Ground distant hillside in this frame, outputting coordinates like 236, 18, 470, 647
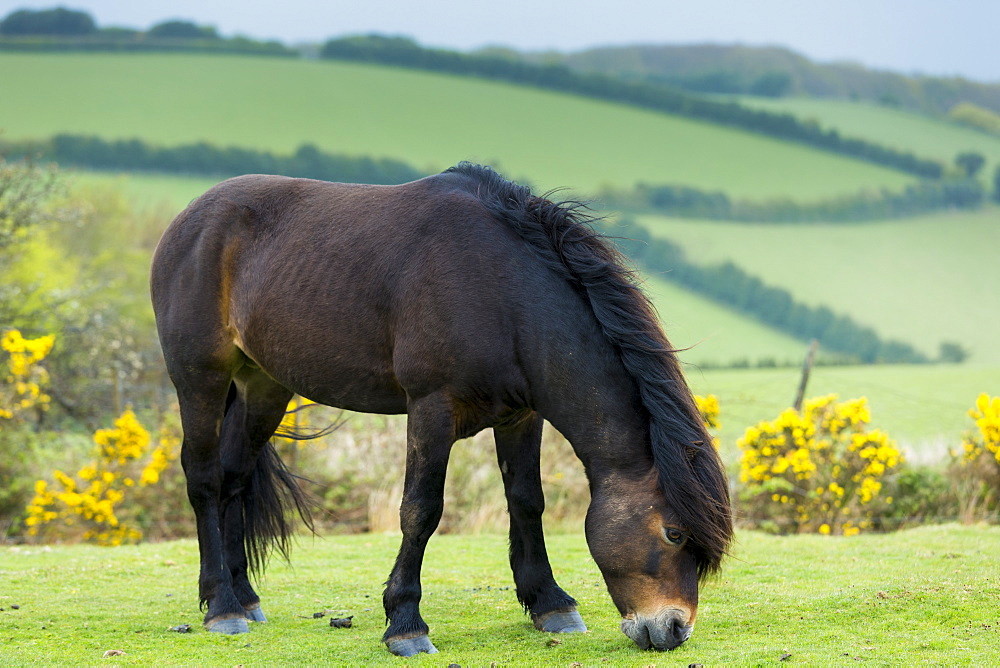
0, 52, 916, 199
517, 43, 1000, 116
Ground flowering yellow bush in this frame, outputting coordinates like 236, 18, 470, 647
0, 329, 54, 420
24, 409, 180, 545
695, 393, 721, 431
950, 394, 1000, 520
957, 394, 1000, 466
737, 394, 902, 535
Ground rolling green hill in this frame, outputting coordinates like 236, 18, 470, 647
8, 50, 994, 372
0, 52, 917, 199
639, 206, 1000, 364
67, 169, 810, 370
546, 42, 1000, 117
737, 96, 1000, 179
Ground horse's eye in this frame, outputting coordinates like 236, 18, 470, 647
663, 527, 685, 545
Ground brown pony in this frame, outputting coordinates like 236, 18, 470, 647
150, 163, 732, 656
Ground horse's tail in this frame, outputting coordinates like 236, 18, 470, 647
242, 441, 315, 578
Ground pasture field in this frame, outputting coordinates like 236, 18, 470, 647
737, 95, 1000, 178
49, 172, 999, 456
689, 364, 998, 461
66, 169, 812, 371
0, 52, 917, 198
633, 274, 806, 366
1, 526, 998, 665
45, 172, 1000, 457
639, 206, 1000, 365
69, 171, 219, 213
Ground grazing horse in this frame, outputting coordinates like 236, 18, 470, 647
150, 163, 732, 656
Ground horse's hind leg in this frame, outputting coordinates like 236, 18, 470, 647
173, 366, 252, 634
495, 413, 587, 633
219, 367, 296, 624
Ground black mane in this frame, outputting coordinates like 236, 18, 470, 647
446, 162, 733, 576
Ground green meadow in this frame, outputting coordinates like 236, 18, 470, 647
5, 49, 997, 459
64, 170, 815, 371
639, 206, 1000, 365
54, 172, 998, 458
738, 95, 1000, 177
1, 527, 998, 666
0, 52, 916, 198
690, 364, 995, 459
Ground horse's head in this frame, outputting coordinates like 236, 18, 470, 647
585, 470, 721, 651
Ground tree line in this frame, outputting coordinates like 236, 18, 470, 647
319, 35, 944, 179
601, 175, 985, 223
2, 135, 426, 185
0, 7, 293, 56
610, 217, 930, 364
549, 43, 1000, 118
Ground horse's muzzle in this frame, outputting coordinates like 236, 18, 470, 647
620, 609, 693, 651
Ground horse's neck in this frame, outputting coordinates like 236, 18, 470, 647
534, 336, 652, 481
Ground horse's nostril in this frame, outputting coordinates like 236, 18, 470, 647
667, 616, 677, 634
623, 611, 693, 651
672, 618, 692, 644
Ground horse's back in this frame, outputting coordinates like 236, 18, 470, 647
151, 172, 558, 415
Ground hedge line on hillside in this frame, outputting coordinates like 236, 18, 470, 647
0, 136, 933, 364
611, 217, 929, 364
319, 35, 944, 179
601, 178, 985, 222
2, 134, 426, 185
0, 35, 295, 56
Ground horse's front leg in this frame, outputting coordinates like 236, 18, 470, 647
495, 413, 587, 633
382, 394, 455, 657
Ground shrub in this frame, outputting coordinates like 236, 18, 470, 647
737, 395, 902, 535
0, 330, 54, 527
949, 393, 1000, 522
24, 409, 180, 545
695, 393, 721, 430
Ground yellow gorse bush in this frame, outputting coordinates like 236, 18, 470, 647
695, 393, 721, 431
24, 409, 180, 545
951, 394, 1000, 520
276, 396, 317, 443
737, 394, 902, 535
957, 393, 1000, 466
0, 329, 54, 420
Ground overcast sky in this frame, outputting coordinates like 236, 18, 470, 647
2, 0, 998, 83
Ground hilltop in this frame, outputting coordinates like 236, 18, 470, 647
516, 43, 1000, 116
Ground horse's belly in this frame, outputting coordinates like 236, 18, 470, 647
239, 340, 408, 414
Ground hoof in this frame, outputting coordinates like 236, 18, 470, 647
244, 604, 267, 623
385, 634, 439, 656
533, 607, 588, 633
206, 616, 250, 634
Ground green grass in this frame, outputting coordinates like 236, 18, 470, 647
67, 171, 219, 212
57, 173, 996, 458
644, 274, 807, 366
1, 526, 998, 665
63, 168, 814, 373
639, 206, 1000, 365
687, 364, 999, 460
0, 52, 917, 198
737, 95, 1000, 179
